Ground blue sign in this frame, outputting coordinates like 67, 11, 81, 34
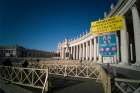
99, 33, 117, 56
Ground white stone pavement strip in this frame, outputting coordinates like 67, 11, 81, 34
0, 79, 33, 93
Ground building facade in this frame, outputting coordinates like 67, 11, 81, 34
57, 0, 140, 66
26, 49, 57, 58
0, 45, 26, 57
0, 45, 57, 58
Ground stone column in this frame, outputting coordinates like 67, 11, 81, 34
59, 47, 62, 59
76, 46, 79, 60
70, 47, 73, 60
80, 44, 83, 60
120, 17, 129, 64
79, 45, 81, 60
61, 48, 64, 59
88, 41, 90, 60
61, 48, 63, 59
72, 47, 74, 60
73, 46, 75, 60
131, 5, 140, 66
86, 42, 88, 60
92, 39, 94, 60
94, 37, 97, 62
78, 45, 80, 60
75, 46, 76, 60
116, 34, 120, 63
83, 43, 85, 60
97, 42, 99, 61
75, 46, 77, 60
63, 48, 66, 60
90, 39, 93, 60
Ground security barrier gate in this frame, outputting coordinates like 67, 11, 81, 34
0, 66, 48, 93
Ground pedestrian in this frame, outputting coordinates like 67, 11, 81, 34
22, 60, 28, 67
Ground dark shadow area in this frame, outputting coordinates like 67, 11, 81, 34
0, 88, 6, 93
48, 77, 83, 93
47, 76, 103, 93
10, 83, 42, 93
1, 58, 12, 66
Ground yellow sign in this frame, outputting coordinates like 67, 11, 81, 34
90, 16, 124, 34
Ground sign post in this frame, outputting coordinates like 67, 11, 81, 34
90, 16, 124, 34
90, 16, 124, 62
99, 33, 117, 57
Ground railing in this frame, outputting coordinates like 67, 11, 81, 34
12, 61, 140, 93
0, 66, 48, 93
114, 78, 140, 93
40, 63, 100, 80
27, 61, 112, 93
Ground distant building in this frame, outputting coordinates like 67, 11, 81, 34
0, 45, 57, 58
26, 49, 57, 58
0, 45, 26, 57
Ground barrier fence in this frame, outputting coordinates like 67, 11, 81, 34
0, 66, 48, 93
114, 78, 140, 93
2, 60, 140, 93
40, 62, 111, 93
27, 62, 112, 93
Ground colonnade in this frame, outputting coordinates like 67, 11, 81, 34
58, 3, 140, 65
60, 37, 98, 61
131, 5, 140, 65
118, 4, 140, 65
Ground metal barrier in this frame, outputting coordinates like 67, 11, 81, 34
29, 62, 112, 93
42, 63, 113, 93
0, 66, 48, 93
40, 63, 100, 80
114, 78, 140, 93
12, 61, 140, 93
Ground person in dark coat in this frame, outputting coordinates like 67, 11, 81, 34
22, 60, 29, 67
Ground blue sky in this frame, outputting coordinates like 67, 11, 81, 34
0, 0, 118, 51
